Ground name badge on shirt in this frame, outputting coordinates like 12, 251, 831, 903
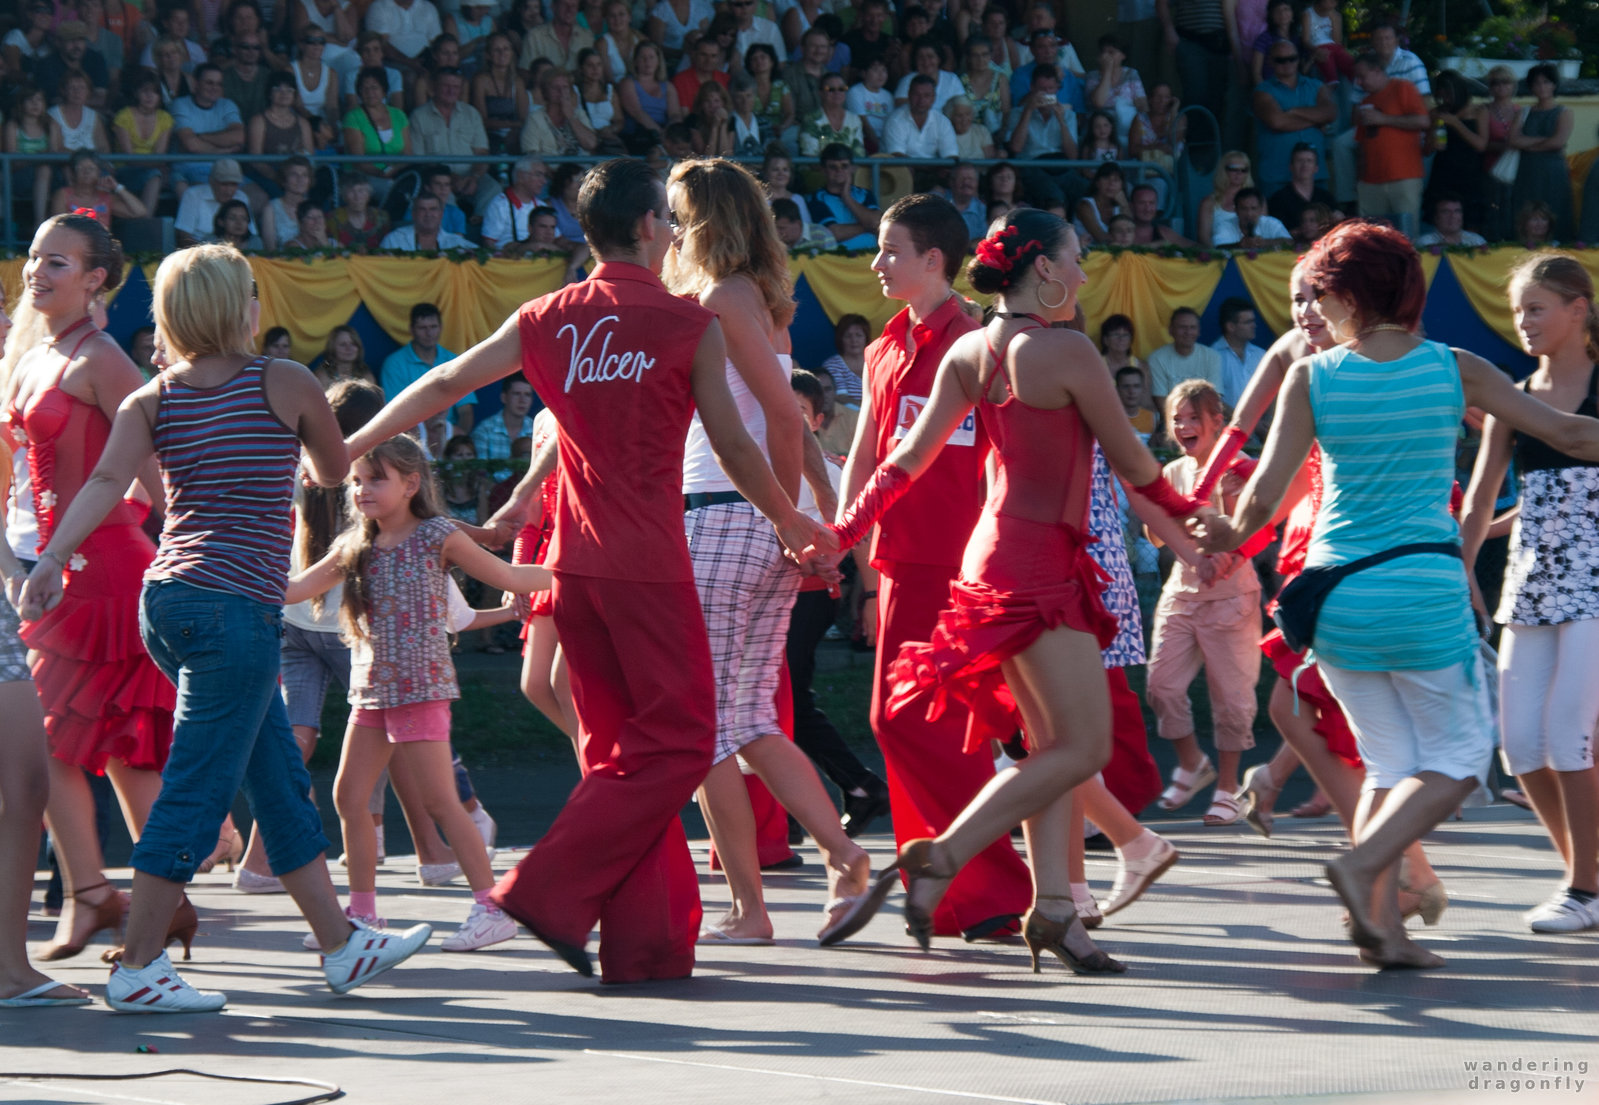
894, 394, 976, 446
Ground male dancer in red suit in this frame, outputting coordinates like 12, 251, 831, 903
346, 158, 820, 983
838, 194, 1033, 939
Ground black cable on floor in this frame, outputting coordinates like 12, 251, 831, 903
0, 1068, 343, 1105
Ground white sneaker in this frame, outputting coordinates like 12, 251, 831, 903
1527, 891, 1599, 933
441, 903, 516, 952
304, 906, 384, 950
106, 951, 226, 1013
321, 918, 432, 994
233, 868, 285, 894
418, 861, 462, 886
469, 805, 497, 861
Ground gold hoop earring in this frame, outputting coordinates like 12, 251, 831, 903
1037, 276, 1069, 311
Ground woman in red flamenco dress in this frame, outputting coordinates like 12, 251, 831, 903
2, 214, 175, 961
814, 209, 1207, 974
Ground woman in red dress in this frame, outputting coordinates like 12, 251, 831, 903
1, 214, 176, 961
817, 209, 1205, 972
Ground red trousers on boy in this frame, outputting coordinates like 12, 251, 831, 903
875, 563, 1033, 936
493, 574, 715, 983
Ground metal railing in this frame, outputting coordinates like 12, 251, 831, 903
1, 151, 1176, 250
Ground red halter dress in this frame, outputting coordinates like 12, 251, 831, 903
4, 324, 176, 773
887, 319, 1118, 756
1257, 445, 1361, 768
511, 415, 560, 627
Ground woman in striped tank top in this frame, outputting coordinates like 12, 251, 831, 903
21, 245, 431, 1013
1193, 220, 1599, 969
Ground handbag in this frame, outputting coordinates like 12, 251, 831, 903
1490, 148, 1520, 185
1272, 542, 1462, 653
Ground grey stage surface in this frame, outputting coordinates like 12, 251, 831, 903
4, 808, 1596, 1105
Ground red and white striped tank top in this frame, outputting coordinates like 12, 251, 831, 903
145, 356, 303, 605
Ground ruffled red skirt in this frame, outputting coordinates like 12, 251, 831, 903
1260, 627, 1362, 769
22, 522, 176, 774
887, 513, 1118, 756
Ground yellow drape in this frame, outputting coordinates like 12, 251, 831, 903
1077, 251, 1228, 358
250, 256, 570, 364
1445, 248, 1565, 350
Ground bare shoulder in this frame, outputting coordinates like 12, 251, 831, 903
699, 272, 766, 316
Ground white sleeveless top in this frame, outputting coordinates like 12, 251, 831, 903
682, 352, 788, 494
50, 105, 100, 151
295, 60, 335, 117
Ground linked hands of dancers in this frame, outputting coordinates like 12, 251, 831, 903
17, 556, 65, 621
1185, 505, 1240, 554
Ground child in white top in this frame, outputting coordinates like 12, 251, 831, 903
1144, 380, 1263, 826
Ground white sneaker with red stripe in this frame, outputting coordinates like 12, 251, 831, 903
321, 918, 432, 994
105, 951, 226, 1013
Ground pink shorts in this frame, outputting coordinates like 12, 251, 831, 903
350, 700, 453, 743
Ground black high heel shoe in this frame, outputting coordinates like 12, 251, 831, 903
1022, 899, 1126, 975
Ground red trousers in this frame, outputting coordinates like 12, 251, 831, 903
875, 563, 1033, 935
492, 575, 714, 983
1101, 667, 1162, 816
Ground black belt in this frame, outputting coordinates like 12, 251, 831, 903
684, 490, 748, 511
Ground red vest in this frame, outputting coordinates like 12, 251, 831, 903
864, 295, 986, 572
517, 261, 714, 582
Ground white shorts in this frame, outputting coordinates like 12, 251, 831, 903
1498, 620, 1599, 776
1318, 658, 1494, 792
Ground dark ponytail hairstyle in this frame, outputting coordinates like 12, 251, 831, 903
965, 208, 1068, 296
42, 212, 126, 296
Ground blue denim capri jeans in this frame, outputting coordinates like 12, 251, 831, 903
132, 578, 330, 882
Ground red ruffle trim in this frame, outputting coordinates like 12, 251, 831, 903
1260, 628, 1361, 769
20, 526, 176, 774
887, 558, 1119, 757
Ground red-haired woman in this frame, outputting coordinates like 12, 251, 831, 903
816, 208, 1207, 973
1193, 220, 1599, 968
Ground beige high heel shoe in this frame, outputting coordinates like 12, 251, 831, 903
1022, 897, 1127, 975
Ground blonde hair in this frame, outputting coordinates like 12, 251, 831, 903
152, 244, 256, 362
1508, 251, 1599, 363
1165, 377, 1225, 428
335, 434, 445, 639
1486, 64, 1516, 88
1212, 150, 1254, 199
664, 158, 796, 328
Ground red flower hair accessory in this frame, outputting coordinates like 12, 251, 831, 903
974, 224, 1019, 272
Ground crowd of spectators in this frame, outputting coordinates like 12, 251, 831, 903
0, 0, 1590, 254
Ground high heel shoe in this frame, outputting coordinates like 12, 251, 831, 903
196, 821, 244, 875
37, 881, 125, 962
893, 838, 957, 952
1400, 881, 1448, 927
1022, 901, 1127, 976
101, 894, 200, 965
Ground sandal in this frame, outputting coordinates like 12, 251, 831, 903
1289, 792, 1332, 818
1202, 790, 1242, 826
1157, 758, 1217, 811
1236, 763, 1281, 839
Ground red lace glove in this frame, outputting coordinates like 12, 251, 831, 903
828, 463, 912, 550
1131, 472, 1203, 518
1192, 426, 1248, 503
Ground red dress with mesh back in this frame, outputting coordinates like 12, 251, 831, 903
888, 323, 1119, 756
4, 344, 176, 773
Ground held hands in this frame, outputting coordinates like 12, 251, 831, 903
17, 559, 64, 621
1186, 507, 1241, 553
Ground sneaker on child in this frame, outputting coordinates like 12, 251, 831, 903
106, 951, 227, 1013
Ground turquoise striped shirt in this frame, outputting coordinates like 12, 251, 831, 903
1303, 341, 1477, 671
